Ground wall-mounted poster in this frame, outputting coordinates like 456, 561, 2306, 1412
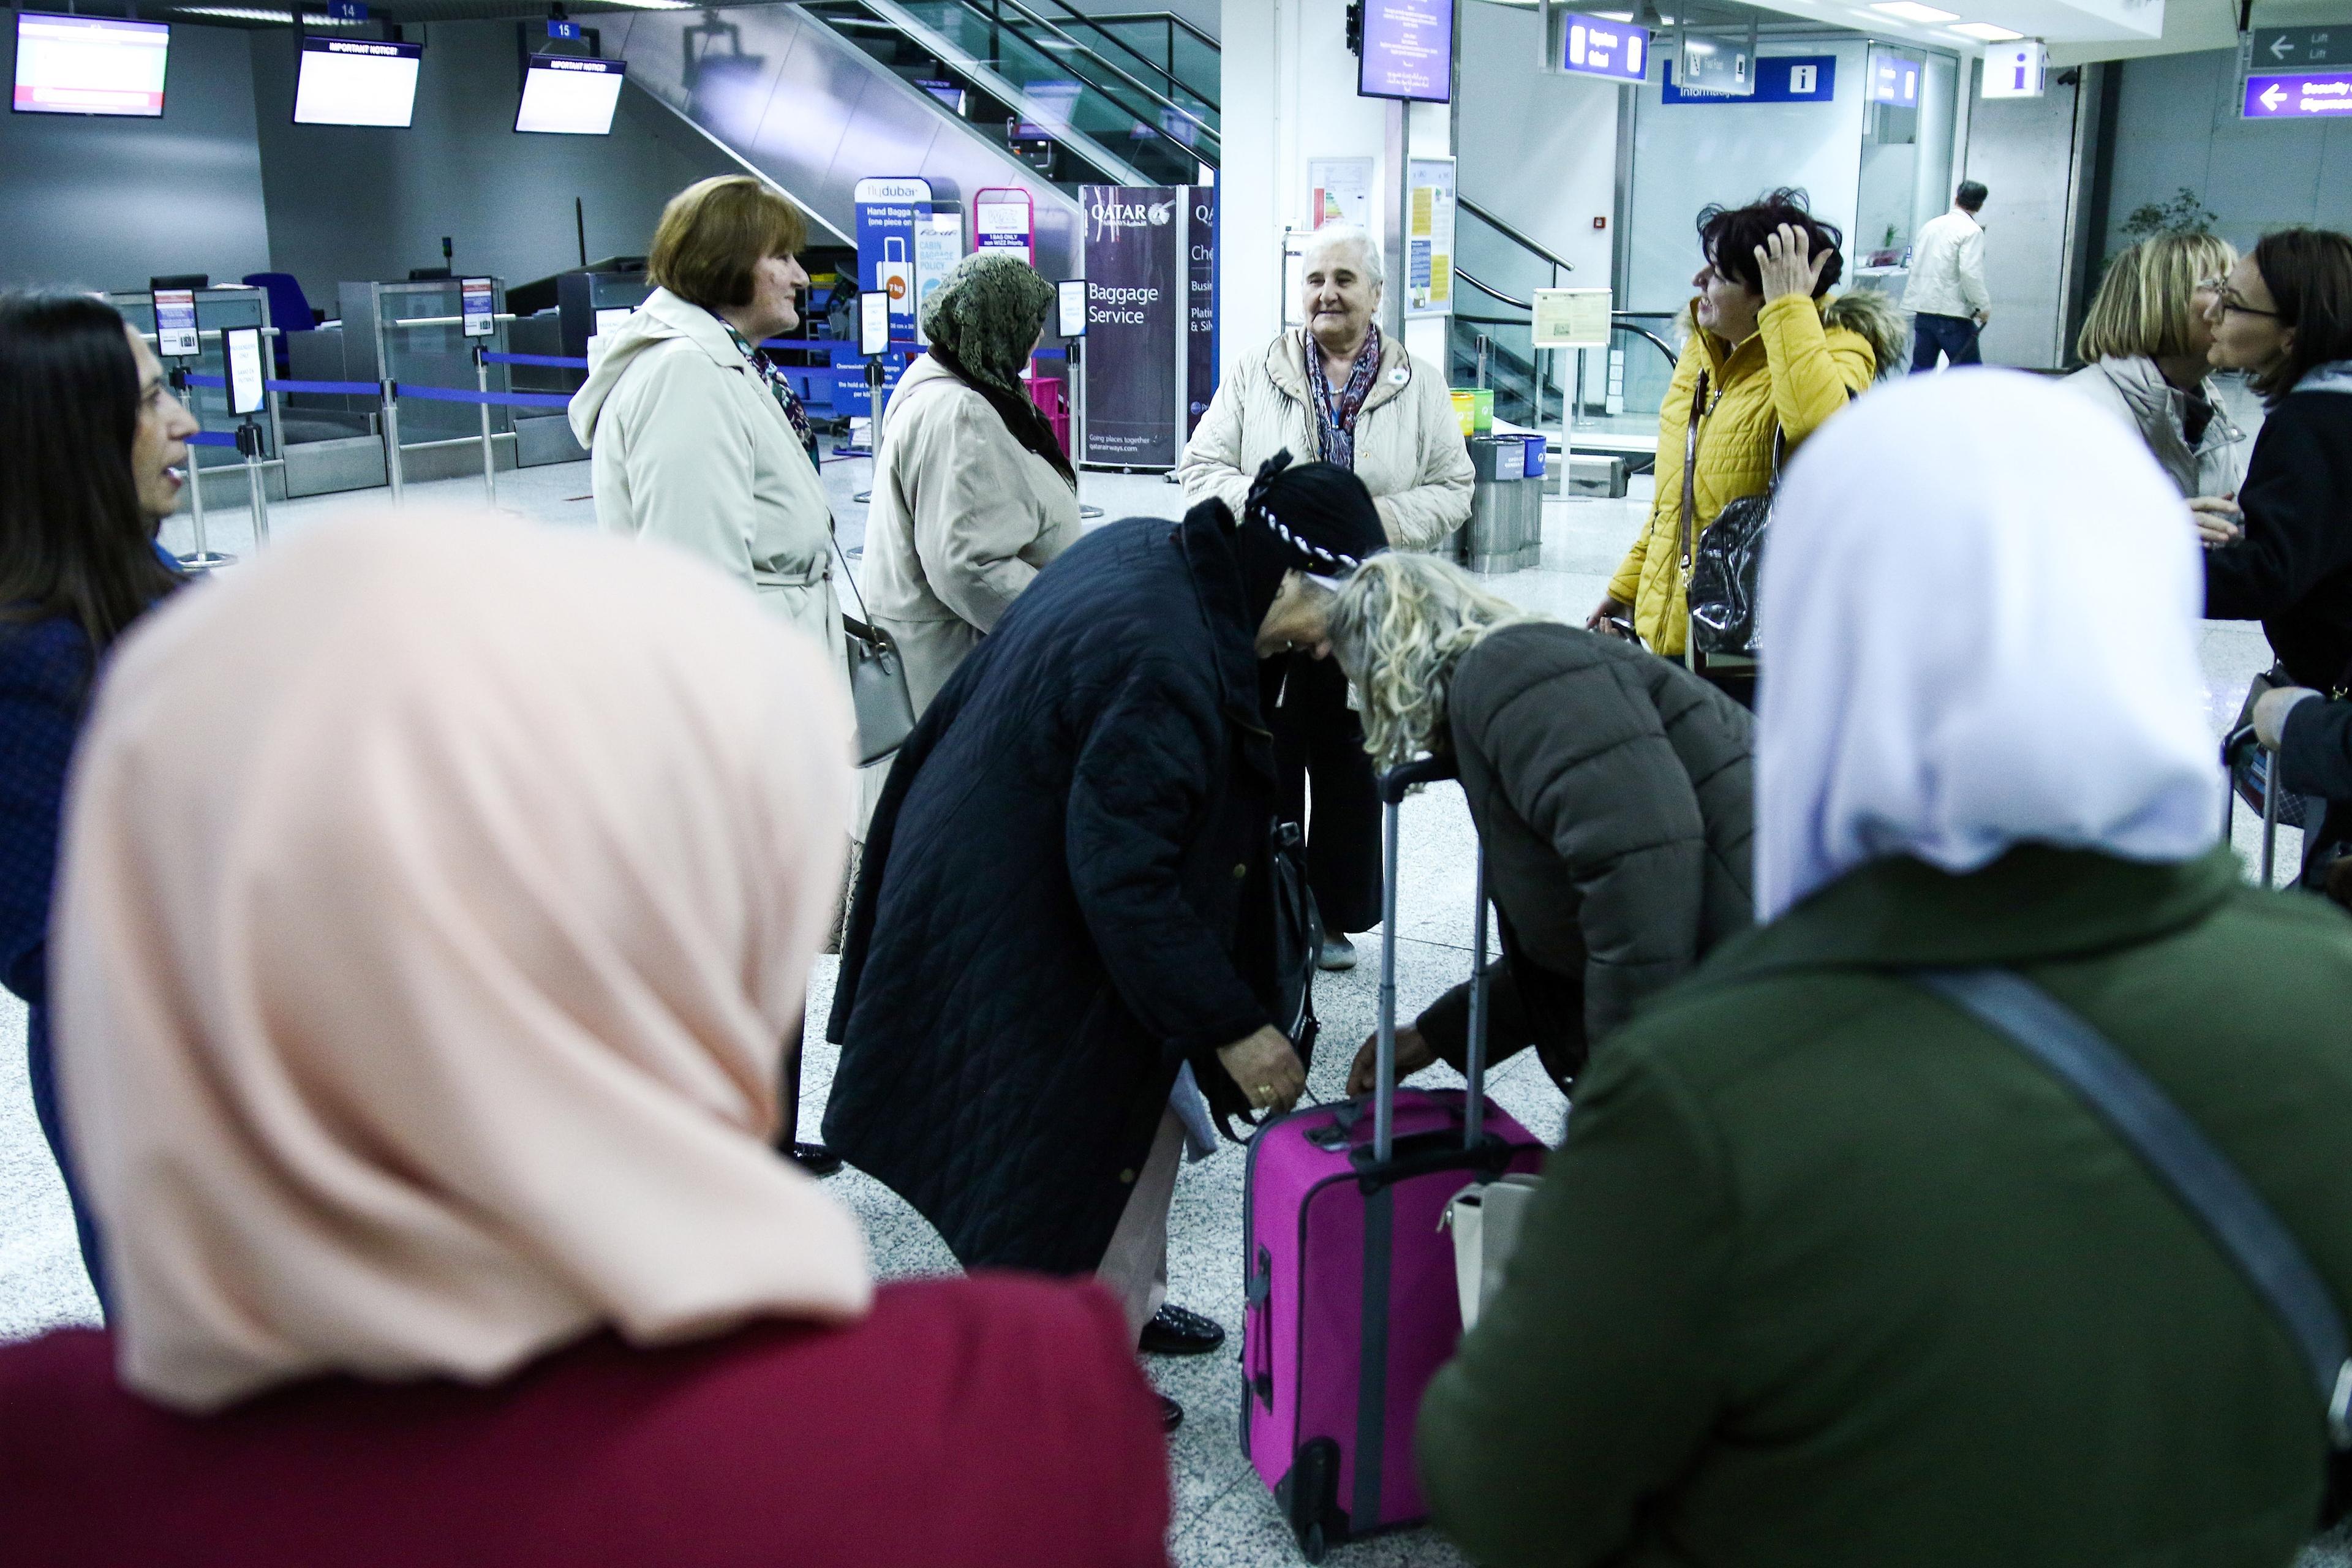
1404, 156, 1456, 318
1306, 156, 1374, 231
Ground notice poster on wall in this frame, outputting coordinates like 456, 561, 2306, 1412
853, 176, 933, 349
1080, 185, 1185, 469
1404, 157, 1456, 318
913, 212, 966, 346
153, 288, 198, 357
1186, 184, 1218, 437
1306, 156, 1373, 231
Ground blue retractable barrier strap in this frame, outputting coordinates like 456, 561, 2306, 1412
268, 378, 382, 396
183, 431, 238, 448
481, 351, 589, 369
394, 383, 575, 410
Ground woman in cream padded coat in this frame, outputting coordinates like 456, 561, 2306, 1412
1177, 224, 1474, 968
861, 252, 1082, 714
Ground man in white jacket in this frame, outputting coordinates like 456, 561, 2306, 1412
1907, 181, 1992, 371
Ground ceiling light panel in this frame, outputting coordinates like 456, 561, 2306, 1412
1948, 20, 2024, 38
1869, 1, 1960, 20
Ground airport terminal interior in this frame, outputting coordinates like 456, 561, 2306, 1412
6, 0, 2352, 1560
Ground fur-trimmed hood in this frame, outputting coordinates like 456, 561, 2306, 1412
1823, 289, 1909, 382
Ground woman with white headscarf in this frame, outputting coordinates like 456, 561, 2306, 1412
0, 512, 1170, 1567
1417, 372, 2352, 1568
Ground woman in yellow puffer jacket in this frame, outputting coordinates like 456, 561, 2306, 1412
1590, 190, 1899, 656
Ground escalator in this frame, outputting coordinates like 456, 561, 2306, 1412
600, 0, 1218, 279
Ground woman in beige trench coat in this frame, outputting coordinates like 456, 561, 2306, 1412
861, 252, 1082, 714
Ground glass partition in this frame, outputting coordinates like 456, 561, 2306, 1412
109, 285, 282, 471
370, 278, 513, 448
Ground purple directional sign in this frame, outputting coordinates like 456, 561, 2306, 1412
2242, 70, 2352, 119
1561, 12, 1649, 83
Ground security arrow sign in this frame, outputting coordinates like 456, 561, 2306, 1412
2242, 68, 2352, 118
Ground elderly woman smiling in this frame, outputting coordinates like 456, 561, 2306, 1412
1178, 224, 1473, 968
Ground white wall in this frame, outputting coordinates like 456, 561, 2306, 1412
250, 21, 735, 309
1455, 1, 1619, 291
1624, 40, 1871, 314
0, 22, 274, 292
1218, 0, 1451, 372
2105, 47, 2352, 252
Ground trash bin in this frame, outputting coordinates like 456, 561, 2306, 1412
1463, 435, 1530, 576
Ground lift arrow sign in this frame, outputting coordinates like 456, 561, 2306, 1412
2272, 34, 2296, 59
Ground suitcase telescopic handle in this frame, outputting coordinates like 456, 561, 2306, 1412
1373, 755, 1490, 1164
1378, 754, 1458, 804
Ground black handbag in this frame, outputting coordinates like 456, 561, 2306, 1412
1681, 372, 1781, 663
1213, 819, 1322, 1142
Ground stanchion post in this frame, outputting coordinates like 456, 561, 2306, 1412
170, 365, 230, 572
238, 420, 271, 548
381, 378, 405, 504
474, 345, 497, 508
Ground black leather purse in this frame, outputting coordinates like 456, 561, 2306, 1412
1681, 371, 1781, 665
1212, 819, 1322, 1141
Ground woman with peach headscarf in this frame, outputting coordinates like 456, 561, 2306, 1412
0, 511, 1168, 1568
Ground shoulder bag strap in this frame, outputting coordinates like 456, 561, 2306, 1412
1679, 372, 1709, 674
1915, 965, 2352, 1448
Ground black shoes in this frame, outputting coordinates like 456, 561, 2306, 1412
1158, 1394, 1184, 1433
1316, 933, 1358, 971
1140, 1303, 1227, 1357
790, 1142, 843, 1177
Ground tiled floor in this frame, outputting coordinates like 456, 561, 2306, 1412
3, 456, 2331, 1565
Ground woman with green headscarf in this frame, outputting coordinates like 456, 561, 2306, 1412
861, 251, 1082, 713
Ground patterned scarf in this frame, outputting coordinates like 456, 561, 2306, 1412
713, 314, 819, 465
1303, 324, 1384, 471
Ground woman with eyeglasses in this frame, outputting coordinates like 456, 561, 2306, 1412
2197, 228, 2352, 692
2062, 233, 2261, 503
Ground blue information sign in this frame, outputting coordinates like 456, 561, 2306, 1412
1663, 54, 1835, 104
1560, 12, 1648, 83
326, 0, 368, 18
2242, 70, 2352, 118
546, 18, 580, 39
1869, 49, 1920, 107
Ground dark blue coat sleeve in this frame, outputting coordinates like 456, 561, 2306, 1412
1065, 660, 1270, 1059
0, 625, 92, 1008
2205, 400, 2349, 622
2280, 695, 2352, 801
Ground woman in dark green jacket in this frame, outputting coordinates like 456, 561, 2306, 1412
1418, 370, 2352, 1568
1326, 552, 1752, 1096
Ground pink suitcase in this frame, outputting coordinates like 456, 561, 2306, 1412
1240, 756, 1545, 1561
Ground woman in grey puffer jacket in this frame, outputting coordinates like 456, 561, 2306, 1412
1329, 553, 1753, 1097
2063, 233, 2262, 500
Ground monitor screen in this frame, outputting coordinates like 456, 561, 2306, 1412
514, 53, 624, 135
1359, 0, 1453, 104
293, 36, 421, 127
13, 12, 170, 118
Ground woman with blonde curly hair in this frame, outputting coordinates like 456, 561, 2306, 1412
2064, 232, 2261, 503
1327, 552, 1754, 1097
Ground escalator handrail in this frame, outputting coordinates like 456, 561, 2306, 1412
951, 0, 1218, 149
1458, 197, 1575, 277
1027, 3, 1218, 112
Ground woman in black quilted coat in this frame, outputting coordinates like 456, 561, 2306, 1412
824, 458, 1388, 1428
